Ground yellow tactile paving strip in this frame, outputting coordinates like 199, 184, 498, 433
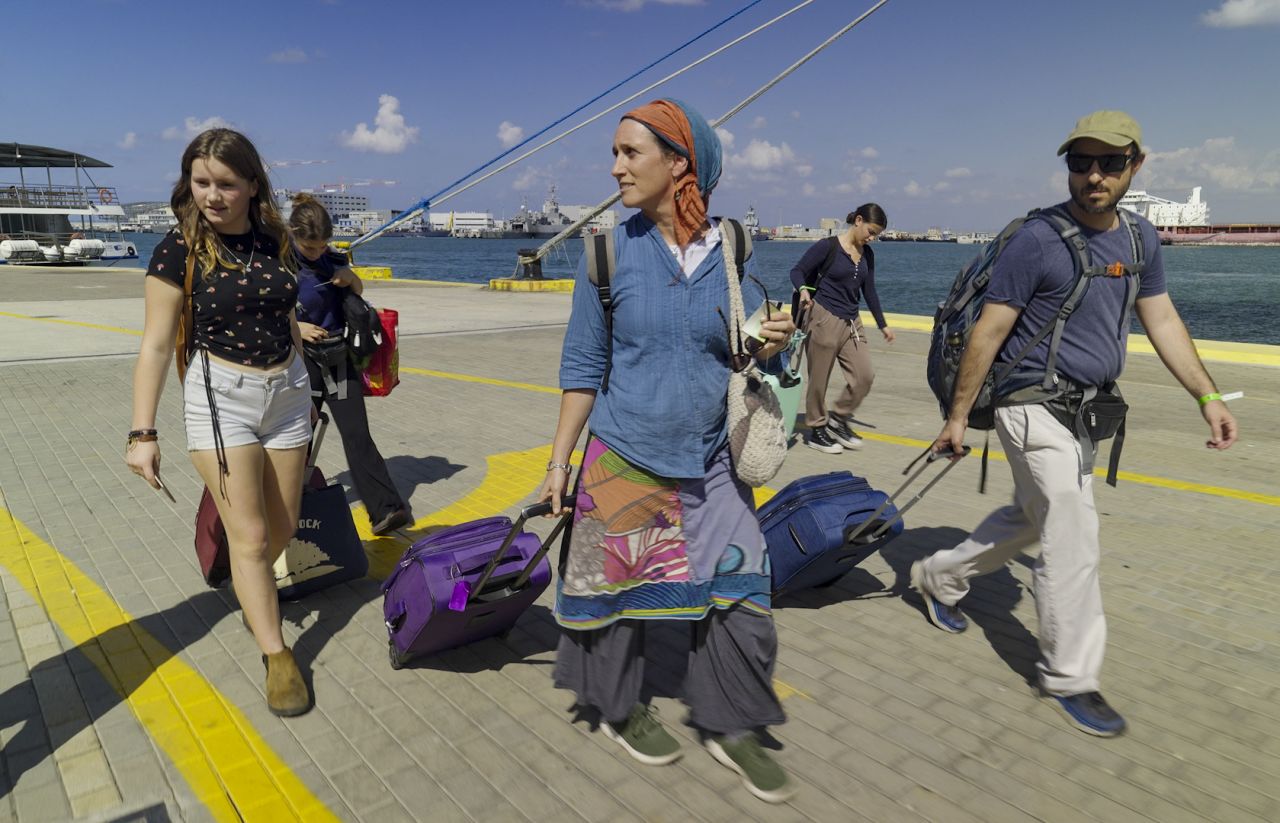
406, 369, 1279, 509
0, 505, 338, 823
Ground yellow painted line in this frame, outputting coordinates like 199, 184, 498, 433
855, 430, 1280, 507
0, 505, 337, 823
868, 311, 1280, 368
0, 309, 142, 337
400, 366, 560, 396
402, 368, 1277, 508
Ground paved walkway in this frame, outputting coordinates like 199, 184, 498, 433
0, 267, 1276, 822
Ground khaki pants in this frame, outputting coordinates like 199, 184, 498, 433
803, 300, 874, 428
915, 404, 1106, 695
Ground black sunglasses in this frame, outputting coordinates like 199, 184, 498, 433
1065, 152, 1135, 175
717, 275, 772, 372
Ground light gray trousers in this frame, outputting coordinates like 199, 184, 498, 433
916, 403, 1106, 695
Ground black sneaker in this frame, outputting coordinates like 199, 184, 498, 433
706, 733, 797, 804
601, 704, 682, 765
1050, 691, 1127, 737
806, 427, 843, 454
827, 415, 864, 450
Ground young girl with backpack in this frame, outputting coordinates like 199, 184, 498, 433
290, 194, 410, 536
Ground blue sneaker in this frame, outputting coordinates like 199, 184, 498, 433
909, 561, 968, 633
1050, 692, 1127, 737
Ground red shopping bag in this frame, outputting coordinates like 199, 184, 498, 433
362, 308, 400, 397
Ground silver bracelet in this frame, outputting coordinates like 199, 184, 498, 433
546, 462, 573, 474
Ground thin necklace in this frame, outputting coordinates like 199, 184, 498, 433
219, 229, 256, 272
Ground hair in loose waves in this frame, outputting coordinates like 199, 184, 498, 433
169, 128, 294, 279
287, 192, 333, 242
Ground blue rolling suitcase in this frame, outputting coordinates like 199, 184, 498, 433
759, 449, 968, 597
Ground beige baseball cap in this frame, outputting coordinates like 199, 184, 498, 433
1057, 110, 1143, 155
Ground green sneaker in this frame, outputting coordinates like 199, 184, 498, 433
601, 705, 682, 766
706, 733, 797, 803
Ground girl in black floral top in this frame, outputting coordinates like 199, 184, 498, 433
126, 128, 313, 717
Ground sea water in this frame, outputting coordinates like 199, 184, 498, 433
123, 234, 1279, 345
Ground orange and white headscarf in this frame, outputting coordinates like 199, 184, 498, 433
622, 99, 722, 247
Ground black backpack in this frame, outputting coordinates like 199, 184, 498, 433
926, 206, 1144, 487
584, 218, 751, 393
341, 291, 385, 369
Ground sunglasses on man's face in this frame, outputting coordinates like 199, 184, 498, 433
1065, 153, 1135, 175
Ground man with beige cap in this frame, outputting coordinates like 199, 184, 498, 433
912, 110, 1238, 736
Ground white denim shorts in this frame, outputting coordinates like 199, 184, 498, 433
184, 351, 312, 452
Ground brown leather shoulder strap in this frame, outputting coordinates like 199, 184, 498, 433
175, 250, 196, 382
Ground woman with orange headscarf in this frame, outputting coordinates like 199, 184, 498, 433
538, 100, 797, 803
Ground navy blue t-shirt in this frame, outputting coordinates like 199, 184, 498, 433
988, 205, 1166, 388
294, 248, 350, 333
788, 237, 887, 326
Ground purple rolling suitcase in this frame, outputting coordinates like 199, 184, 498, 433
381, 496, 575, 668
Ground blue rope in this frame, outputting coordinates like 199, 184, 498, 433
351, 0, 765, 248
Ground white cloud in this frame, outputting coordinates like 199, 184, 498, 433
268, 47, 309, 63
750, 116, 768, 129
794, 164, 813, 177
903, 180, 925, 197
1143, 136, 1280, 191
801, 182, 817, 197
857, 170, 878, 192
497, 121, 525, 148
832, 182, 856, 195
715, 127, 735, 150
1048, 170, 1068, 193
944, 166, 973, 178
162, 116, 233, 141
512, 166, 548, 192
790, 110, 801, 119
117, 132, 137, 150
860, 147, 879, 159
578, 0, 704, 10
1202, 0, 1280, 27
934, 181, 951, 192
729, 139, 796, 172
341, 95, 420, 154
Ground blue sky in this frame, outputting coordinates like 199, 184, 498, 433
4, 0, 1278, 231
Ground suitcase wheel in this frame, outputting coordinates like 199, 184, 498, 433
388, 640, 409, 670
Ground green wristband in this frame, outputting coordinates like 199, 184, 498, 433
1197, 392, 1222, 407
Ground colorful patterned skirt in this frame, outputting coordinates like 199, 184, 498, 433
555, 437, 771, 631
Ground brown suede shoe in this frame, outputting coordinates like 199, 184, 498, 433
263, 648, 311, 717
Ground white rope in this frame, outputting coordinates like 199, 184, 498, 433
528, 0, 892, 263
351, 0, 823, 248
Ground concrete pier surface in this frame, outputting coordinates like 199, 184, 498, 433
1, 264, 1276, 822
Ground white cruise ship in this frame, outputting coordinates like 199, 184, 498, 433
1119, 187, 1209, 227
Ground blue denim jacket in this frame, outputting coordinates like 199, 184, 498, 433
559, 214, 774, 479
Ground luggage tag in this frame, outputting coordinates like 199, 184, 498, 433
448, 580, 472, 611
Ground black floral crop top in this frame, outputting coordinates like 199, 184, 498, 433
146, 229, 298, 367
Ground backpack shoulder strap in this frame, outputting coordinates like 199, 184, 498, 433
994, 207, 1097, 391
718, 218, 751, 278
583, 231, 617, 393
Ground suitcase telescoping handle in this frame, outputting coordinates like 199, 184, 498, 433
304, 411, 330, 480
466, 495, 578, 604
845, 446, 971, 544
